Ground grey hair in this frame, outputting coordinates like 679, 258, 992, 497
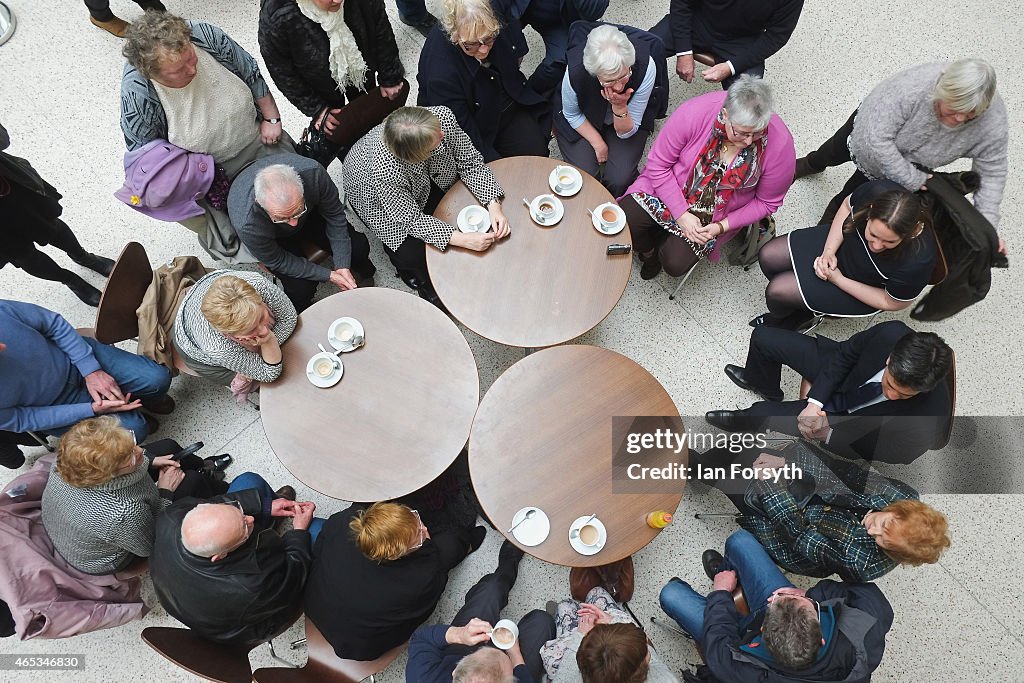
934, 58, 997, 114
254, 164, 305, 210
181, 505, 230, 558
452, 649, 516, 683
383, 106, 442, 164
582, 25, 635, 80
722, 75, 775, 130
122, 11, 192, 80
762, 598, 821, 670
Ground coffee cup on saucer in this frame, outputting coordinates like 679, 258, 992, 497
490, 619, 519, 650
577, 522, 602, 548
555, 167, 575, 192
335, 324, 355, 345
312, 356, 337, 378
599, 205, 619, 232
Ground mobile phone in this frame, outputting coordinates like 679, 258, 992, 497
606, 243, 632, 255
171, 441, 204, 462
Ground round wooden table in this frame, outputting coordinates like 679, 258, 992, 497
428, 156, 632, 348
260, 288, 480, 502
469, 345, 684, 567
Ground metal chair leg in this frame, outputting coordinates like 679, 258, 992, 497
650, 616, 693, 640
693, 512, 742, 520
622, 601, 644, 630
799, 314, 826, 336
27, 431, 55, 452
289, 637, 307, 650
668, 263, 698, 300
266, 639, 297, 667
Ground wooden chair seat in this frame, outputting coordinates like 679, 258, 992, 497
141, 627, 257, 683
252, 618, 404, 683
94, 242, 153, 345
693, 52, 716, 67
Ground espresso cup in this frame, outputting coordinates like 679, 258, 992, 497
599, 205, 619, 230
467, 211, 483, 230
335, 325, 354, 343
556, 168, 574, 191
313, 357, 335, 378
578, 523, 601, 547
490, 618, 519, 650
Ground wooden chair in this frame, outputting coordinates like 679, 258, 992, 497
141, 627, 263, 683
94, 241, 197, 377
934, 351, 957, 450
252, 618, 405, 683
693, 53, 716, 67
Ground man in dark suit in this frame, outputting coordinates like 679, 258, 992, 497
649, 0, 804, 89
706, 321, 953, 464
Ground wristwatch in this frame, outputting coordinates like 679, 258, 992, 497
612, 110, 628, 119
263, 117, 281, 124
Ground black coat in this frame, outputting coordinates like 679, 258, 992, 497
258, 0, 405, 117
150, 489, 312, 644
304, 506, 473, 661
417, 26, 550, 162
911, 171, 1007, 321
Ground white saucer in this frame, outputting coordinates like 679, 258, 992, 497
530, 195, 564, 227
328, 317, 365, 353
591, 203, 626, 235
306, 352, 343, 388
457, 205, 491, 233
568, 515, 607, 556
509, 507, 550, 547
548, 165, 583, 197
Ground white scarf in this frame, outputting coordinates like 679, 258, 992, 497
296, 0, 369, 94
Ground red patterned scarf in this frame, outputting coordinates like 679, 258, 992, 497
685, 113, 767, 210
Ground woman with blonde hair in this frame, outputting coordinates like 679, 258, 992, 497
173, 270, 297, 389
417, 0, 550, 161
304, 501, 485, 660
41, 416, 228, 575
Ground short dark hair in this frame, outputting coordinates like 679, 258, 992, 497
576, 623, 649, 683
762, 598, 821, 669
888, 331, 953, 392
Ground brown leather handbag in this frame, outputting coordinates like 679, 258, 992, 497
322, 79, 410, 149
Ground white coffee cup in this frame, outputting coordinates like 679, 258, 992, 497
598, 204, 619, 231
467, 211, 483, 230
490, 618, 519, 650
555, 167, 574, 191
578, 522, 601, 547
313, 357, 335, 378
336, 326, 354, 343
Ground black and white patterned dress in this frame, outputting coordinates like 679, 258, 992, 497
343, 106, 504, 251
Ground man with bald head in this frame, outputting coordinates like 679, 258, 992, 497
150, 472, 322, 643
228, 152, 376, 312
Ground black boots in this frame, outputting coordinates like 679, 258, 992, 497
69, 251, 115, 277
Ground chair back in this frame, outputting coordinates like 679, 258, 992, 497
934, 350, 957, 450
252, 618, 405, 683
141, 627, 255, 683
94, 242, 153, 345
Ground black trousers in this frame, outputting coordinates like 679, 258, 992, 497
649, 13, 767, 89
143, 438, 226, 499
803, 110, 870, 224
273, 214, 375, 313
743, 326, 839, 398
83, 0, 165, 21
447, 562, 555, 681
490, 103, 550, 162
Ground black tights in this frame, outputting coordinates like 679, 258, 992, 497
757, 236, 813, 328
7, 218, 92, 285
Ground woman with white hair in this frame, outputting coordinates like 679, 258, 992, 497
417, 0, 550, 162
797, 59, 1009, 253
554, 21, 668, 196
621, 75, 795, 280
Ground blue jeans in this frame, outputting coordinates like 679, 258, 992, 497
659, 529, 792, 645
47, 337, 172, 441
227, 472, 324, 543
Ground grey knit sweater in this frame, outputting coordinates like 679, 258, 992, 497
41, 456, 170, 575
850, 61, 1008, 227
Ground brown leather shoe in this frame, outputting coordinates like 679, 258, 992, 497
89, 15, 130, 38
274, 485, 297, 502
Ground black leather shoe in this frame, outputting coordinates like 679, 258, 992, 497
724, 364, 783, 402
749, 313, 784, 328
0, 444, 25, 470
498, 539, 525, 568
417, 285, 449, 314
274, 485, 296, 502
794, 156, 824, 181
705, 409, 763, 433
65, 277, 101, 307
702, 549, 724, 580
203, 453, 233, 472
468, 525, 487, 553
70, 251, 115, 277
398, 271, 423, 290
399, 12, 437, 37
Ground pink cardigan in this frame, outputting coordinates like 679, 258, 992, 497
623, 90, 795, 261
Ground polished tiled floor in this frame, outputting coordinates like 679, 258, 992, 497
1, 0, 1022, 680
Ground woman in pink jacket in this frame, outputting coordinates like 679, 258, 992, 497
621, 76, 795, 280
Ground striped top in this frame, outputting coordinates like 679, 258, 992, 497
41, 455, 169, 575
173, 270, 298, 383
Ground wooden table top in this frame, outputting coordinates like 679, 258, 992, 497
260, 288, 480, 502
469, 345, 684, 567
427, 156, 632, 348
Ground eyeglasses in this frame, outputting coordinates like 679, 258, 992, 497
727, 119, 766, 142
599, 68, 632, 88
407, 509, 428, 551
460, 33, 498, 50
271, 203, 308, 224
224, 499, 255, 544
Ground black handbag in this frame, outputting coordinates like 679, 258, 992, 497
295, 108, 337, 169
